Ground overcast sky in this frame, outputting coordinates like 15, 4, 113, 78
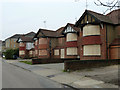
0, 0, 116, 40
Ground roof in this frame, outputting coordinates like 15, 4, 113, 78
34, 28, 57, 38
110, 38, 120, 46
24, 32, 36, 38
5, 34, 23, 41
106, 9, 120, 24
17, 36, 33, 42
9, 34, 23, 39
75, 9, 119, 26
87, 10, 113, 24
41, 29, 57, 37
56, 27, 65, 37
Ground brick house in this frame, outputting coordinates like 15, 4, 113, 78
5, 34, 23, 50
52, 27, 65, 59
17, 32, 36, 58
75, 9, 120, 60
53, 23, 80, 59
33, 29, 59, 59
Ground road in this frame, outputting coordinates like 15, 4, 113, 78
1, 59, 64, 88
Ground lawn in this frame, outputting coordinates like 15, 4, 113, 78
19, 61, 32, 65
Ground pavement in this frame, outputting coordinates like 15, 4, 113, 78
4, 59, 119, 89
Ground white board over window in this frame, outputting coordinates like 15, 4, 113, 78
83, 25, 100, 36
67, 47, 77, 55
54, 49, 59, 55
67, 33, 77, 42
19, 51, 25, 55
83, 45, 101, 56
39, 50, 47, 56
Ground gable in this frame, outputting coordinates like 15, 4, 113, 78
63, 25, 77, 34
37, 32, 45, 37
18, 38, 22, 42
79, 13, 99, 25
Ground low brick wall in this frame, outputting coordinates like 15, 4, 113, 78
64, 59, 120, 71
32, 58, 80, 64
32, 58, 63, 64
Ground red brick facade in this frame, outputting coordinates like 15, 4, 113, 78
33, 9, 120, 60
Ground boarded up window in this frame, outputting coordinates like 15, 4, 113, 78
39, 50, 47, 56
67, 47, 77, 55
39, 38, 47, 44
35, 50, 37, 54
83, 45, 101, 56
29, 51, 33, 55
35, 40, 38, 45
54, 49, 59, 55
19, 51, 25, 55
19, 42, 24, 47
83, 25, 100, 36
67, 33, 77, 42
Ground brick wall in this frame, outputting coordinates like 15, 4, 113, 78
79, 24, 107, 60
64, 59, 120, 71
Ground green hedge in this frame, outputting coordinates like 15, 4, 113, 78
4, 48, 19, 59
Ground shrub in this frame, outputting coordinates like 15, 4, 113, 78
4, 48, 19, 59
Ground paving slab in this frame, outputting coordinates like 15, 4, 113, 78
73, 78, 104, 86
32, 69, 63, 77
71, 82, 118, 88
50, 73, 84, 84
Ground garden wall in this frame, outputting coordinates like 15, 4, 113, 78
64, 59, 120, 71
32, 58, 79, 64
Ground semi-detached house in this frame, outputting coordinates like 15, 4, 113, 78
17, 32, 36, 58
33, 9, 120, 60
75, 9, 120, 60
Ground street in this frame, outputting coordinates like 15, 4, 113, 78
1, 59, 64, 88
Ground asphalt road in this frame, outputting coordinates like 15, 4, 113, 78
1, 59, 64, 88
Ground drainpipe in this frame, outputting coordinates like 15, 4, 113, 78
106, 24, 108, 59
49, 38, 51, 59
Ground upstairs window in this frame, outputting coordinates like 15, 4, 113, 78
83, 25, 100, 36
67, 33, 77, 42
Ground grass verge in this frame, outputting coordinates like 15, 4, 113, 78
19, 61, 32, 65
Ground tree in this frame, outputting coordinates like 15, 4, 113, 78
94, 0, 120, 14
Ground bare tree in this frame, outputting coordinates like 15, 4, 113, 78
94, 0, 120, 14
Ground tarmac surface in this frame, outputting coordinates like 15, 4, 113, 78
4, 59, 119, 89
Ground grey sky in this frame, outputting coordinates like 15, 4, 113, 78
0, 0, 114, 40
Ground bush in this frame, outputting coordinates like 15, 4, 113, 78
4, 48, 19, 59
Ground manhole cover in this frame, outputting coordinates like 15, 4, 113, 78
47, 75, 55, 78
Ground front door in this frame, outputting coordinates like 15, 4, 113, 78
61, 49, 65, 58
